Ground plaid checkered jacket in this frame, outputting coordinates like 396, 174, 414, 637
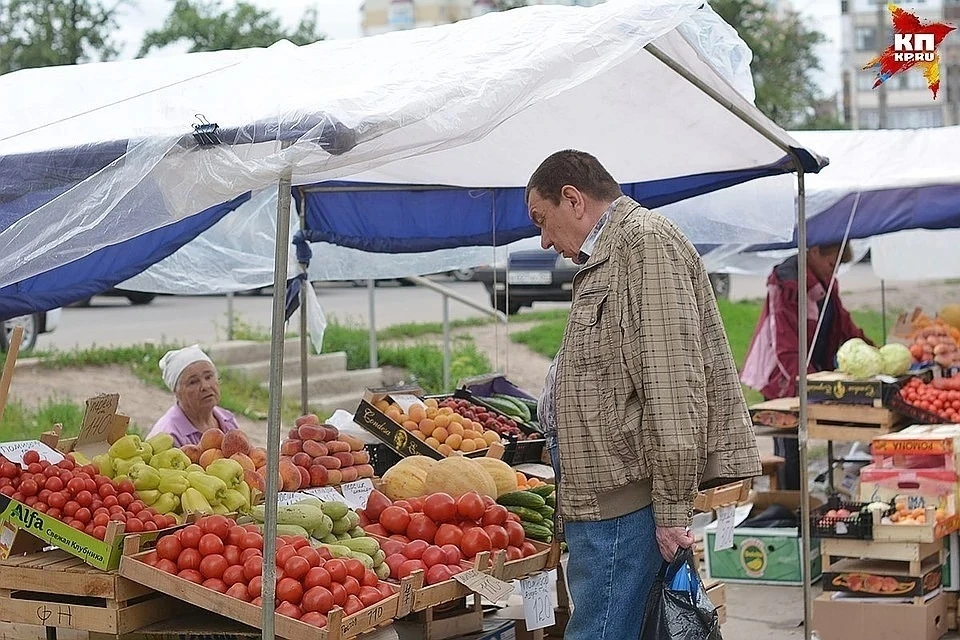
553, 197, 761, 527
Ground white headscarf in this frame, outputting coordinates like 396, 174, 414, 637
159, 344, 215, 392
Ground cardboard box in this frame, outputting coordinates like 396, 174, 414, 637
457, 619, 516, 640
704, 491, 822, 586
823, 556, 944, 598
748, 397, 800, 430
354, 386, 489, 460
813, 590, 949, 640
943, 533, 959, 591
872, 424, 960, 469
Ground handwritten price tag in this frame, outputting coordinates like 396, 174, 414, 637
0, 440, 64, 467
714, 504, 736, 552
303, 486, 349, 505
452, 569, 514, 603
341, 479, 374, 510
521, 572, 555, 630
74, 394, 119, 448
391, 394, 426, 414
277, 492, 304, 506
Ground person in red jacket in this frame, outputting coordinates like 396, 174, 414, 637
741, 243, 871, 489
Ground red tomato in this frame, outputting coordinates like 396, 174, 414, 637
300, 611, 328, 628
44, 476, 64, 493
423, 493, 457, 523
222, 564, 247, 587
285, 556, 311, 581
98, 483, 116, 498
227, 525, 246, 547
142, 551, 159, 566
421, 545, 446, 568
156, 536, 183, 562
358, 585, 383, 607
180, 525, 203, 549
243, 555, 263, 581
362, 569, 379, 588
198, 533, 225, 557
483, 525, 510, 550
222, 545, 241, 566
406, 514, 438, 544
19, 479, 38, 497
521, 541, 538, 557
178, 548, 202, 572
226, 582, 251, 602
74, 507, 91, 524
398, 559, 426, 579
302, 586, 334, 614
505, 546, 523, 561
481, 505, 509, 527
199, 554, 228, 580
363, 490, 392, 522
23, 450, 40, 465
275, 545, 297, 568
402, 539, 429, 560
156, 559, 179, 575
277, 577, 304, 605
276, 601, 302, 619
202, 578, 228, 594
435, 523, 462, 547
324, 559, 348, 583
296, 546, 322, 567
304, 566, 332, 590
389, 534, 411, 544
456, 492, 485, 521
384, 553, 407, 579
426, 564, 454, 585
343, 594, 364, 616
505, 521, 525, 548
117, 492, 134, 508
247, 575, 263, 599
362, 524, 390, 537
461, 527, 492, 558
201, 515, 231, 540
380, 506, 411, 535
240, 548, 261, 564
440, 544, 462, 564
239, 532, 263, 551
344, 558, 366, 581
102, 495, 118, 508
290, 537, 310, 551
125, 517, 144, 533
178, 569, 204, 584
342, 576, 361, 598
379, 539, 404, 557
406, 497, 425, 513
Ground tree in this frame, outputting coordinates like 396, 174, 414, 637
138, 0, 325, 57
709, 0, 826, 127
0, 0, 125, 75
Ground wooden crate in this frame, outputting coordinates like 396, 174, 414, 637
394, 552, 491, 616
820, 537, 944, 576
703, 579, 726, 626
807, 404, 907, 442
0, 549, 182, 635
488, 541, 560, 582
694, 481, 750, 513
394, 595, 483, 640
118, 549, 400, 640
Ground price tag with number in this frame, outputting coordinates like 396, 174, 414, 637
74, 394, 120, 449
452, 569, 515, 603
714, 503, 736, 552
391, 394, 426, 414
341, 479, 375, 510
0, 440, 64, 467
303, 486, 350, 505
521, 572, 555, 630
277, 492, 304, 506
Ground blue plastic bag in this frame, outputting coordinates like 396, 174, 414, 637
640, 548, 723, 640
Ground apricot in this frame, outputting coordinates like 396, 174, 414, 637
445, 434, 463, 450
409, 405, 426, 423
425, 437, 441, 450
432, 427, 449, 443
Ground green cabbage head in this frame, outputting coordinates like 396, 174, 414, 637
836, 338, 882, 379
879, 343, 912, 376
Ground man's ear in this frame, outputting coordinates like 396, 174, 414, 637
560, 185, 583, 218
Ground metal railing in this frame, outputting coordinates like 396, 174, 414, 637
366, 276, 507, 389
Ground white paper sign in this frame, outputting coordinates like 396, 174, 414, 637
714, 504, 736, 552
303, 486, 350, 505
277, 492, 304, 506
341, 479, 375, 510
520, 572, 555, 630
0, 440, 64, 466
391, 394, 426, 414
452, 569, 515, 603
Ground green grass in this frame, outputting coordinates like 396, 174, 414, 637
0, 398, 87, 442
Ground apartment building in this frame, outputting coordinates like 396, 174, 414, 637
840, 0, 960, 128
361, 0, 604, 35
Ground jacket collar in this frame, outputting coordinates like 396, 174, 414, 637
580, 196, 640, 268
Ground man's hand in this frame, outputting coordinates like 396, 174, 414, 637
655, 525, 695, 562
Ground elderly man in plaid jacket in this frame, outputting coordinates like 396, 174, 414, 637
528, 150, 761, 639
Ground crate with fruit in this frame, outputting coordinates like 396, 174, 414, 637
355, 387, 504, 460
447, 390, 546, 464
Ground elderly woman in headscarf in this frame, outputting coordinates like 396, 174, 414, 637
147, 344, 240, 447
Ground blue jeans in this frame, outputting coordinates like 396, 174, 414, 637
564, 506, 662, 639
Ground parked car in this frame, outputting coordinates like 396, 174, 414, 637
1, 308, 62, 351
70, 288, 157, 307
475, 248, 731, 315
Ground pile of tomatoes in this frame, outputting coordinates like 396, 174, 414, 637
0, 450, 175, 540
899, 377, 960, 422
359, 490, 539, 569
141, 515, 393, 628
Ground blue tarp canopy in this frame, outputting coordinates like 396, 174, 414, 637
0, 0, 826, 319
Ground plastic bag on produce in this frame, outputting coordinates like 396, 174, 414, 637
640, 548, 722, 640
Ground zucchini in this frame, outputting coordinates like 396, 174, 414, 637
506, 506, 543, 523
521, 522, 553, 542
497, 490, 546, 509
529, 484, 555, 498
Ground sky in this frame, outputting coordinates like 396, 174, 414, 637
114, 0, 842, 97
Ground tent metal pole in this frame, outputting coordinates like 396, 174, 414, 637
881, 279, 888, 339
368, 280, 378, 368
261, 145, 294, 640
796, 166, 813, 640
299, 199, 309, 416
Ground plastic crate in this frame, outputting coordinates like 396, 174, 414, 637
810, 496, 874, 540
366, 442, 403, 477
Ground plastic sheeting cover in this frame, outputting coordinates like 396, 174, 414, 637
0, 0, 823, 295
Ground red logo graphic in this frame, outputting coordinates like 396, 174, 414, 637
862, 3, 955, 98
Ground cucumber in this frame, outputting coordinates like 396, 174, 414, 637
506, 506, 543, 523
482, 396, 524, 419
338, 536, 380, 556
332, 516, 352, 535
375, 563, 391, 580
346, 550, 375, 569
497, 491, 546, 509
516, 397, 539, 422
320, 502, 349, 521
544, 494, 556, 509
348, 526, 366, 538
495, 394, 532, 422
521, 522, 553, 542
529, 484, 555, 498
537, 505, 555, 519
